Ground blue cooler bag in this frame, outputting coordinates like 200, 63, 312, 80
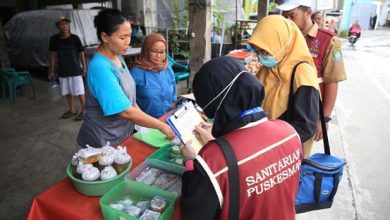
288, 61, 347, 213
295, 153, 346, 213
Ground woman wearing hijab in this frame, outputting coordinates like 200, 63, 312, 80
180, 56, 303, 219
130, 33, 176, 118
248, 15, 320, 150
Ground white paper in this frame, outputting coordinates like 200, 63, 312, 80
168, 102, 204, 153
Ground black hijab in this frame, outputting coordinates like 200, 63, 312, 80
193, 56, 266, 137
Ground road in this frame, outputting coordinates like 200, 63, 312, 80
298, 28, 390, 220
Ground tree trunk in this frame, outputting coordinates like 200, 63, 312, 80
188, 0, 212, 80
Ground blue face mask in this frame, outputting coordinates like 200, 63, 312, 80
258, 54, 279, 68
256, 37, 292, 68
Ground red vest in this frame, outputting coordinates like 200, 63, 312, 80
305, 28, 334, 96
198, 119, 303, 220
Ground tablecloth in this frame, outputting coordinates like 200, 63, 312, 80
27, 134, 180, 220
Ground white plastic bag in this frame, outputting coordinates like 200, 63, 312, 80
48, 78, 61, 102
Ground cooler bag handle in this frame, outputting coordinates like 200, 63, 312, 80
215, 137, 240, 220
314, 173, 322, 202
318, 96, 331, 155
289, 61, 331, 155
313, 172, 341, 203
287, 61, 308, 120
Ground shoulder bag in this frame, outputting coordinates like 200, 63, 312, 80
289, 61, 347, 213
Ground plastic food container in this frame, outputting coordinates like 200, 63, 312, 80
127, 160, 182, 197
146, 145, 185, 175
66, 162, 132, 196
100, 179, 176, 220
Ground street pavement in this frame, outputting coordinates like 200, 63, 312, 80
298, 28, 390, 220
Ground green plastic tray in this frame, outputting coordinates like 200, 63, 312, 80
146, 145, 185, 175
133, 129, 171, 148
100, 179, 176, 220
66, 162, 132, 196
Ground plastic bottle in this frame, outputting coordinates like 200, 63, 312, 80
48, 77, 61, 102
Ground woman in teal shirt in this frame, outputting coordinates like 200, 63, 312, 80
77, 9, 174, 148
130, 33, 177, 118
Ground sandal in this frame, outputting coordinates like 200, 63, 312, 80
75, 112, 84, 121
62, 110, 78, 119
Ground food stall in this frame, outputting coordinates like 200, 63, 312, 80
27, 113, 182, 220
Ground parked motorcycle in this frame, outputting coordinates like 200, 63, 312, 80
348, 32, 359, 45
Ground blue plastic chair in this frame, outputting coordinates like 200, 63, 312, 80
0, 68, 36, 104
167, 54, 190, 89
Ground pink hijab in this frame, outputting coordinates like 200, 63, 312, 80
134, 33, 169, 72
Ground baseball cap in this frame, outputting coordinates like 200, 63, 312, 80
277, 0, 313, 11
55, 16, 71, 24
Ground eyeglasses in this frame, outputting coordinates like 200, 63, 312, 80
254, 48, 271, 56
150, 50, 166, 55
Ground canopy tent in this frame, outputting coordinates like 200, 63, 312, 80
4, 9, 99, 68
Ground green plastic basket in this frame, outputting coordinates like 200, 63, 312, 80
100, 179, 176, 220
146, 145, 185, 175
66, 162, 132, 196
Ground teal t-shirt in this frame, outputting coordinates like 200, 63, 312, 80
87, 53, 132, 116
130, 66, 176, 118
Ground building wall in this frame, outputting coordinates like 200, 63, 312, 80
379, 0, 390, 25
340, 0, 378, 31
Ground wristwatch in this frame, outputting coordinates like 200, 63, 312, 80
324, 116, 332, 123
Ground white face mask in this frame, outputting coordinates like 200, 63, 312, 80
202, 70, 247, 119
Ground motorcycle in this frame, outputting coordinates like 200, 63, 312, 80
348, 32, 359, 45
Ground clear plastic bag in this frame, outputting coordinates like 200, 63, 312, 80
48, 77, 61, 102
134, 125, 151, 138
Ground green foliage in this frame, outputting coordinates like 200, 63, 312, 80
212, 0, 232, 35
170, 0, 190, 59
250, 0, 258, 14
269, 2, 278, 12
339, 29, 349, 38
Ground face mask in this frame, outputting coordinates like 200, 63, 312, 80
258, 54, 279, 68
256, 37, 292, 68
202, 70, 247, 118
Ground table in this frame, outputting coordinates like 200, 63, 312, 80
27, 133, 181, 220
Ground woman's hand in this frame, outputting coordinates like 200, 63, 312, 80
314, 120, 323, 141
194, 121, 215, 145
314, 119, 329, 141
180, 140, 196, 158
159, 123, 175, 140
119, 106, 175, 140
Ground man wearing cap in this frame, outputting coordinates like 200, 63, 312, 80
49, 16, 86, 120
278, 0, 347, 158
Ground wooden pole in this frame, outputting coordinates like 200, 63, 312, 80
188, 0, 212, 78
257, 0, 269, 20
